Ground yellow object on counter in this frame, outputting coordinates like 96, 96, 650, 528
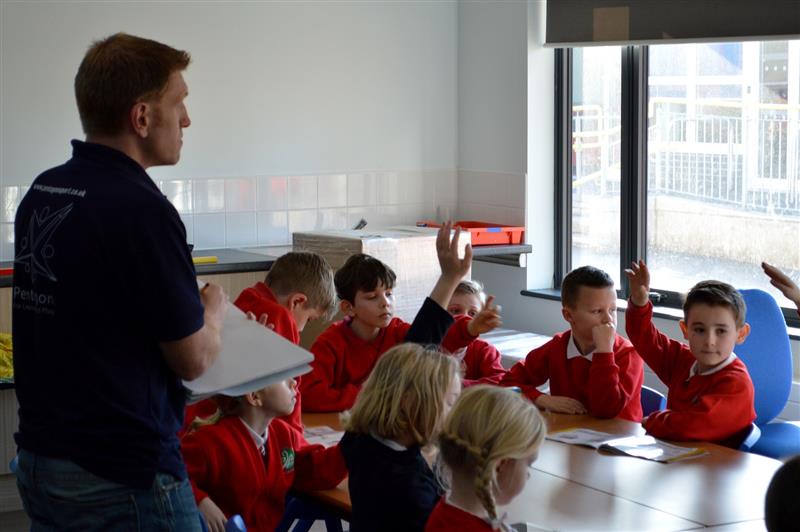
0, 333, 12, 380
192, 256, 219, 265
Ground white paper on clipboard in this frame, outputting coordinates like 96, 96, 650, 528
183, 280, 313, 401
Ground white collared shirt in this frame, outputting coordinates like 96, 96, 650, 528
370, 431, 407, 451
239, 417, 268, 455
686, 353, 738, 381
566, 335, 594, 362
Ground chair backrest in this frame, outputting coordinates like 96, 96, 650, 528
640, 385, 667, 417
735, 289, 793, 425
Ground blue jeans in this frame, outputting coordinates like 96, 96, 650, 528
15, 449, 202, 532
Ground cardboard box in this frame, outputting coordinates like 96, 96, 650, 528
293, 226, 471, 349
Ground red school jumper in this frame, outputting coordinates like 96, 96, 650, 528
301, 315, 476, 412
501, 330, 644, 422
425, 498, 500, 531
182, 283, 305, 436
625, 301, 755, 446
181, 416, 346, 532
455, 339, 507, 387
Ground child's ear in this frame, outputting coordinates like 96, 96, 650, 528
340, 299, 354, 316
561, 306, 574, 325
288, 293, 308, 310
736, 323, 751, 344
244, 392, 261, 407
679, 319, 689, 340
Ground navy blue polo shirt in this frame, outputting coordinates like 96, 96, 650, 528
12, 140, 205, 488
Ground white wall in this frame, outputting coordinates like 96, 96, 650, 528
456, 0, 528, 228
0, 0, 459, 255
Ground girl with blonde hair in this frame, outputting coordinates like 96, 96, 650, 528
426, 385, 546, 531
340, 343, 462, 531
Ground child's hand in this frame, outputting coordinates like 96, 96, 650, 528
467, 295, 503, 336
436, 221, 473, 281
534, 394, 587, 415
591, 322, 616, 353
198, 497, 227, 532
624, 260, 650, 307
762, 262, 800, 311
245, 311, 273, 329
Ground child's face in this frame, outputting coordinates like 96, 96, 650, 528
348, 282, 395, 329
442, 375, 462, 420
562, 286, 617, 351
257, 378, 298, 417
291, 304, 323, 332
680, 304, 749, 372
494, 450, 538, 506
447, 292, 482, 318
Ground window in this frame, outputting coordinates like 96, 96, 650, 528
556, 40, 800, 325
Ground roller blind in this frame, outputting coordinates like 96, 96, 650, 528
545, 0, 800, 47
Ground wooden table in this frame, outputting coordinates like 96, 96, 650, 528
301, 412, 781, 531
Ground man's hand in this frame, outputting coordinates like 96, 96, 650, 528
624, 260, 650, 307
198, 497, 227, 532
467, 295, 502, 336
762, 262, 800, 311
535, 394, 587, 415
592, 322, 616, 354
200, 282, 227, 332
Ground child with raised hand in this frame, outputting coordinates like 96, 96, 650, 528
446, 280, 507, 386
625, 260, 756, 446
501, 265, 644, 421
340, 343, 462, 532
302, 223, 501, 412
181, 377, 346, 532
427, 385, 546, 531
762, 262, 800, 314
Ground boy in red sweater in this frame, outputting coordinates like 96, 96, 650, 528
446, 280, 507, 386
183, 252, 335, 435
301, 253, 502, 412
502, 266, 644, 422
181, 377, 346, 532
625, 260, 756, 446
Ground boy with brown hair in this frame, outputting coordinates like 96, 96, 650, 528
301, 246, 501, 412
502, 265, 644, 421
625, 260, 756, 446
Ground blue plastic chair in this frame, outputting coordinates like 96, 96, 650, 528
734, 288, 800, 459
276, 496, 344, 532
640, 385, 667, 417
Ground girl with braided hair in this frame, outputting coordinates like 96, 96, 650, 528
426, 385, 546, 531
340, 343, 462, 531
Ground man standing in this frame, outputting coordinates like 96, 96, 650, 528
13, 33, 225, 530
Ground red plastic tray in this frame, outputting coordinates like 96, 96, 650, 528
416, 220, 524, 246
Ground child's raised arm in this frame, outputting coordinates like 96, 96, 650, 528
429, 221, 473, 309
405, 222, 472, 345
762, 262, 800, 312
624, 260, 651, 307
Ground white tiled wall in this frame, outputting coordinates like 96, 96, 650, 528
457, 169, 525, 226
0, 170, 458, 258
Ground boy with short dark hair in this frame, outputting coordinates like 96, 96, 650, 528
625, 260, 755, 446
502, 265, 644, 422
300, 252, 501, 412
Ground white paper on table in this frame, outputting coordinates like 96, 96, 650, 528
183, 281, 313, 401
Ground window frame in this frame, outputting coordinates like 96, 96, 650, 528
553, 45, 800, 329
